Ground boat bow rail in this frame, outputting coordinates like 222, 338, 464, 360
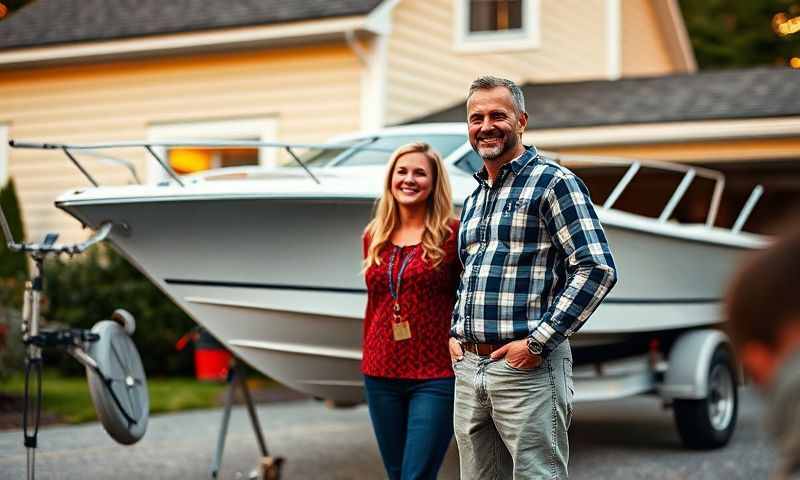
8, 139, 396, 188
9, 138, 765, 235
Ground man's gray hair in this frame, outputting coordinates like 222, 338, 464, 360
468, 75, 526, 115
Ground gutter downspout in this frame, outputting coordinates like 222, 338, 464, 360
345, 30, 370, 66
606, 0, 621, 80
349, 0, 400, 131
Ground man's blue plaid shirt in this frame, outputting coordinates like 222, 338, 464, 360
451, 147, 618, 356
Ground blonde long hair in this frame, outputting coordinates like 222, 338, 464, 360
363, 142, 455, 270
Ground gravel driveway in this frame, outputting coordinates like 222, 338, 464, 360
0, 388, 776, 479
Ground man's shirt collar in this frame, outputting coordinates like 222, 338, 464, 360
473, 146, 538, 186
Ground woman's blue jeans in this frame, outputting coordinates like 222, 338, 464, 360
364, 375, 455, 480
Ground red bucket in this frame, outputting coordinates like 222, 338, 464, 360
194, 348, 231, 381
177, 327, 232, 381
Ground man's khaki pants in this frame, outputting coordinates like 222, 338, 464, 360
452, 340, 573, 480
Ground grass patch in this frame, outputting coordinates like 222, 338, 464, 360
0, 373, 227, 424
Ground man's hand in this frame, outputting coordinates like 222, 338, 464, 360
449, 338, 464, 364
490, 339, 542, 370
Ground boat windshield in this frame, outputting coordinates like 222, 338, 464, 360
284, 134, 467, 168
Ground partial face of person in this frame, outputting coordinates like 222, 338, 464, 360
390, 152, 434, 207
467, 86, 527, 161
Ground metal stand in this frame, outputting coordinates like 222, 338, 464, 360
0, 216, 146, 479
210, 360, 283, 480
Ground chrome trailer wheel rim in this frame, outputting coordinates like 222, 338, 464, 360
708, 363, 735, 431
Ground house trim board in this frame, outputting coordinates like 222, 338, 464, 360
365, 0, 402, 35
525, 117, 800, 148
0, 15, 378, 68
606, 0, 621, 80
355, 0, 400, 130
651, 0, 697, 73
358, 34, 389, 130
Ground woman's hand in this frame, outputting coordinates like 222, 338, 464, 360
490, 339, 542, 370
449, 338, 464, 365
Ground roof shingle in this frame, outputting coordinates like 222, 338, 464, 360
0, 0, 383, 49
410, 68, 800, 128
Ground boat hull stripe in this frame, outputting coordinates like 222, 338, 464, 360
165, 278, 365, 294
165, 278, 717, 304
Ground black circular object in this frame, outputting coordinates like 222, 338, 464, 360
673, 346, 738, 450
85, 320, 149, 445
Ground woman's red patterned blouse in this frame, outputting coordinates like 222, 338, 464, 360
361, 220, 461, 379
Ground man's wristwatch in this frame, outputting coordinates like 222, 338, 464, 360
527, 337, 544, 356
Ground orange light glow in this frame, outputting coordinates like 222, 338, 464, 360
791, 57, 800, 69
774, 12, 800, 36
169, 149, 211, 174
0, 3, 8, 19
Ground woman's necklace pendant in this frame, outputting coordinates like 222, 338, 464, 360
392, 319, 412, 341
392, 303, 411, 341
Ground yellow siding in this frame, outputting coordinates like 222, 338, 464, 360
0, 44, 362, 241
385, 0, 609, 125
621, 0, 675, 77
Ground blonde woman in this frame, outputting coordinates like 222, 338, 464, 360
361, 142, 461, 480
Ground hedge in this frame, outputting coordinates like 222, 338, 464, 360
43, 245, 196, 377
0, 179, 28, 309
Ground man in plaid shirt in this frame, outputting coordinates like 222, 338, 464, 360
448, 76, 617, 479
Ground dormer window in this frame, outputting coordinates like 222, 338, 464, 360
455, 0, 540, 52
469, 0, 523, 32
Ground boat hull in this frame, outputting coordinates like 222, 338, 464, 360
58, 195, 751, 403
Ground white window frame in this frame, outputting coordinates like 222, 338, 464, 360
0, 124, 8, 187
146, 117, 278, 183
454, 0, 541, 53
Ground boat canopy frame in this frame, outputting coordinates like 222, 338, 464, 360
8, 139, 763, 234
550, 151, 763, 234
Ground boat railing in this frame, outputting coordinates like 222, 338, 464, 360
544, 151, 764, 234
8, 139, 393, 188
9, 140, 764, 234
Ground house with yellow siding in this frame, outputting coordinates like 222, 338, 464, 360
0, 0, 794, 241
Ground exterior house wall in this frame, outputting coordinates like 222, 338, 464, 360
0, 43, 362, 241
384, 0, 610, 125
621, 0, 676, 77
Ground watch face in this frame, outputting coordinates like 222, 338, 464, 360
528, 339, 543, 355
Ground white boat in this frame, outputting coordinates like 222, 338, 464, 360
12, 124, 766, 412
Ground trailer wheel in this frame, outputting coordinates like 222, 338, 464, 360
673, 346, 738, 449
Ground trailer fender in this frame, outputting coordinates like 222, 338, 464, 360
660, 329, 734, 400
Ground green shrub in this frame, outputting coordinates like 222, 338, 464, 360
43, 244, 196, 377
0, 179, 28, 379
0, 306, 24, 380
0, 179, 28, 310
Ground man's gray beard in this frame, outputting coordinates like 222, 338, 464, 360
477, 135, 517, 161
478, 144, 504, 160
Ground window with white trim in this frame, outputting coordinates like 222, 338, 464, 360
0, 124, 7, 187
454, 0, 540, 52
147, 117, 278, 183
